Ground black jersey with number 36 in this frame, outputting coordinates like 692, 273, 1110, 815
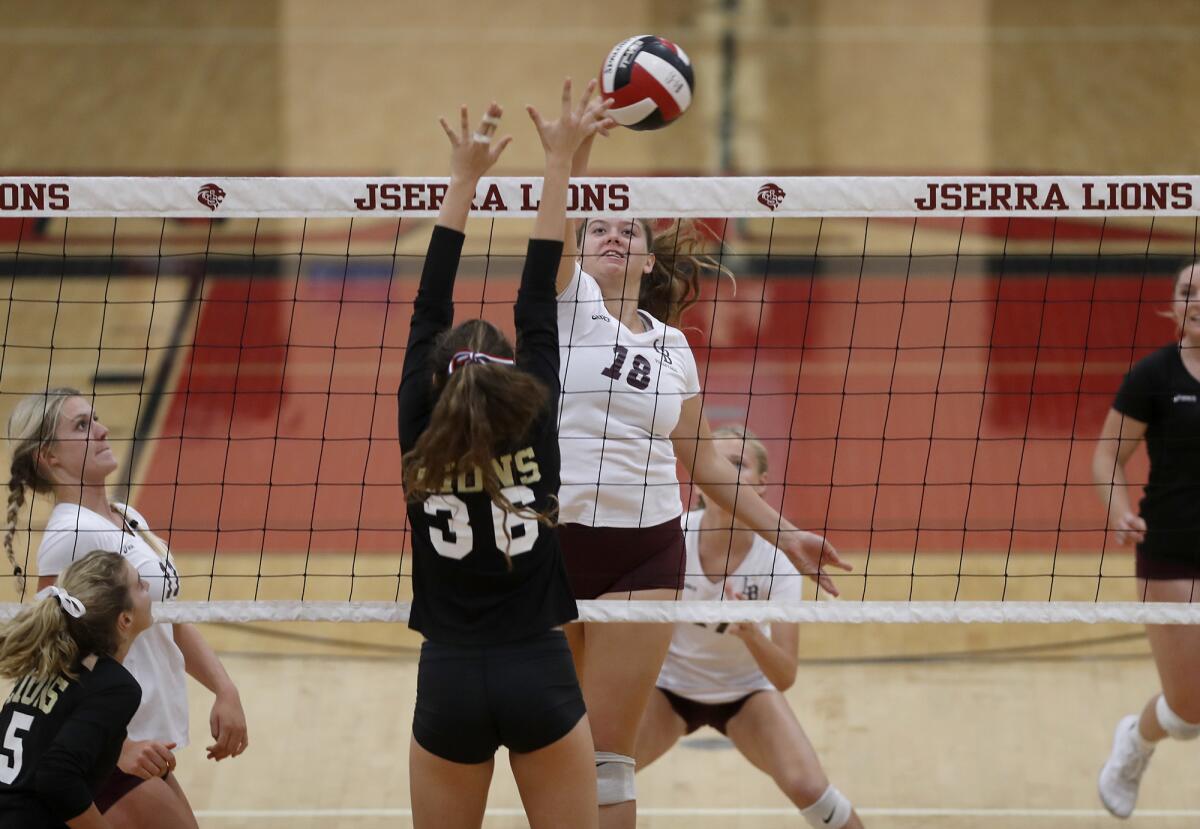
398, 227, 578, 645
0, 656, 141, 828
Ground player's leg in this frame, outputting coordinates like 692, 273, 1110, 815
409, 639, 499, 828
725, 691, 863, 829
633, 688, 688, 770
1100, 577, 1200, 818
564, 621, 586, 681
577, 590, 677, 829
409, 737, 495, 829
102, 776, 200, 829
1140, 579, 1200, 736
509, 716, 599, 829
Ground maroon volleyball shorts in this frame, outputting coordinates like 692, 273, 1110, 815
557, 517, 686, 600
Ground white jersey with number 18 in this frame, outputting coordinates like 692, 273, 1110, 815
556, 265, 701, 528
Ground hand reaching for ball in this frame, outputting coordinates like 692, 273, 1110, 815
526, 78, 614, 166
438, 102, 513, 184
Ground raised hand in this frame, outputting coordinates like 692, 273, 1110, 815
439, 102, 513, 183
526, 78, 614, 164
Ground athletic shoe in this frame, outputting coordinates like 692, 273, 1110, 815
1098, 714, 1154, 819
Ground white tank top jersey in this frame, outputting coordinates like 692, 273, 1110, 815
656, 510, 803, 704
557, 264, 702, 528
37, 502, 189, 747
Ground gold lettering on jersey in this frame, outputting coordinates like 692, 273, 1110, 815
414, 447, 540, 493
514, 447, 541, 485
492, 455, 516, 488
39, 677, 68, 714
7, 675, 70, 714
457, 465, 483, 493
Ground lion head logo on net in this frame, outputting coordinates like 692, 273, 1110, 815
757, 183, 786, 211
197, 183, 227, 211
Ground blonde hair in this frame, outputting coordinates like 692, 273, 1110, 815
5, 388, 82, 595
697, 425, 769, 511
0, 551, 133, 681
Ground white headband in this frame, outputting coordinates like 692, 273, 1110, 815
35, 585, 86, 619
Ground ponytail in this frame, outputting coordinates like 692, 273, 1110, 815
402, 320, 554, 569
640, 219, 733, 327
0, 551, 132, 681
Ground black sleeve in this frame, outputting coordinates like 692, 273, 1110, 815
513, 238, 564, 399
34, 672, 141, 822
398, 225, 466, 452
1113, 352, 1157, 424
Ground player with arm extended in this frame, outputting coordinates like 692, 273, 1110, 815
398, 81, 612, 829
553, 127, 852, 829
634, 426, 863, 829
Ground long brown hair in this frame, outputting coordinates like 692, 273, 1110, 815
579, 219, 732, 327
0, 551, 133, 681
5, 388, 82, 595
401, 320, 554, 566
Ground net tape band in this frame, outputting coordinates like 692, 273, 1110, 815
2, 176, 1200, 218
0, 600, 1191, 624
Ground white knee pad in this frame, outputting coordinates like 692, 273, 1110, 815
1156, 695, 1200, 741
800, 784, 853, 829
595, 752, 636, 805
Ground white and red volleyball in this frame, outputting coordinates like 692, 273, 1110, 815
599, 35, 694, 131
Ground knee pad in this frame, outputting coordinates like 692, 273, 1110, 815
1156, 695, 1200, 741
595, 752, 636, 805
800, 784, 853, 829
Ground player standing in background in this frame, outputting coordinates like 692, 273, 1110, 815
1094, 261, 1200, 818
6, 389, 247, 829
636, 426, 863, 829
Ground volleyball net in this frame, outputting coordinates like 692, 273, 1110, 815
1, 175, 1198, 624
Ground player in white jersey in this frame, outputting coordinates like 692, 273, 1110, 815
637, 427, 863, 829
5, 389, 248, 829
557, 133, 852, 829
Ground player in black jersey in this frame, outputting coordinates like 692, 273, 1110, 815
0, 551, 151, 828
1094, 261, 1200, 818
398, 81, 613, 829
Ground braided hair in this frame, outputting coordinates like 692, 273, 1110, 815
5, 388, 81, 595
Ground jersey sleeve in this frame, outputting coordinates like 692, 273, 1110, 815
37, 519, 118, 578
1112, 352, 1158, 424
34, 669, 141, 822
398, 225, 466, 452
514, 238, 564, 397
676, 334, 702, 399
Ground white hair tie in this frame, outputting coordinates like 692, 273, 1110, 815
35, 586, 86, 619
448, 350, 515, 374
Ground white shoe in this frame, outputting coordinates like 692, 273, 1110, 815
1098, 715, 1154, 819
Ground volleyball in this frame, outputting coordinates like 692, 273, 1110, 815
599, 35, 694, 131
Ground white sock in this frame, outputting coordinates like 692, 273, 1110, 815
1130, 717, 1156, 753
